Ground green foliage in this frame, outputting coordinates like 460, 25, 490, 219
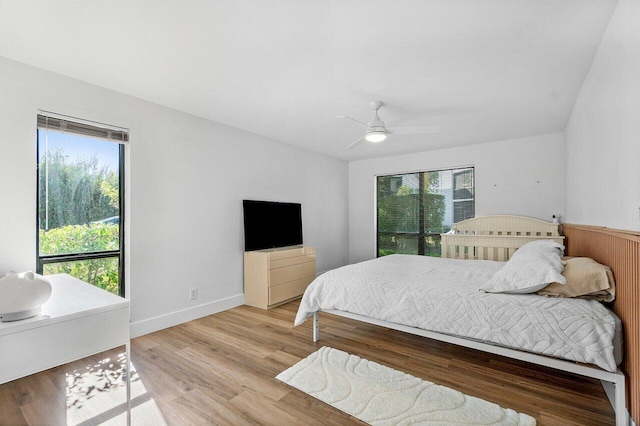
396, 185, 414, 196
99, 173, 120, 209
423, 193, 446, 233
378, 233, 442, 258
40, 224, 120, 294
38, 141, 121, 294
377, 192, 445, 234
40, 224, 119, 255
39, 146, 118, 230
44, 257, 119, 294
378, 193, 419, 233
377, 172, 446, 257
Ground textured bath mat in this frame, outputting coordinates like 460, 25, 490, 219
276, 346, 535, 425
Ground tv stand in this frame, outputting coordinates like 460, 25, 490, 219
244, 245, 316, 309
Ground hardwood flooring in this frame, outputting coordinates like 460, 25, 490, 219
0, 300, 615, 425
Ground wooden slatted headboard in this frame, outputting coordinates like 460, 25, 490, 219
562, 224, 640, 425
441, 215, 564, 261
442, 216, 638, 422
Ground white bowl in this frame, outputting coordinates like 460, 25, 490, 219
0, 271, 52, 322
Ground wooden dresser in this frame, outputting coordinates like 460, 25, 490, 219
244, 245, 316, 309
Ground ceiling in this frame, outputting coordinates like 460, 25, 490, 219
0, 0, 618, 161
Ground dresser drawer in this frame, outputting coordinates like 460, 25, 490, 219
269, 276, 314, 305
270, 254, 316, 269
267, 246, 316, 261
269, 261, 316, 287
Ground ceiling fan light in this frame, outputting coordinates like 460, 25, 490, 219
365, 131, 387, 143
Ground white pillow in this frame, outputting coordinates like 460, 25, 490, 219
481, 240, 566, 294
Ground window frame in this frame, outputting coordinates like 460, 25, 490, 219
35, 116, 126, 297
375, 166, 475, 258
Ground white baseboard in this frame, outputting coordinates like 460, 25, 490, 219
130, 293, 244, 338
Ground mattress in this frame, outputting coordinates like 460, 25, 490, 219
295, 254, 619, 372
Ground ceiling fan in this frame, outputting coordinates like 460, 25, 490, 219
337, 100, 442, 150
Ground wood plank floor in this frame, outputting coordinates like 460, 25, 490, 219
0, 300, 616, 425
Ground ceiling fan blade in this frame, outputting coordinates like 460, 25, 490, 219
346, 135, 365, 150
387, 126, 442, 135
336, 115, 368, 127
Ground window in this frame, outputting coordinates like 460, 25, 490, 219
453, 168, 475, 223
376, 167, 474, 257
36, 113, 127, 295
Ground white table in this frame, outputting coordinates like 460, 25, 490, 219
0, 273, 131, 423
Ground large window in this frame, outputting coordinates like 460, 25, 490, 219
36, 113, 127, 295
377, 167, 474, 257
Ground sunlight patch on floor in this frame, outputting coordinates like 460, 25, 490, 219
66, 352, 167, 426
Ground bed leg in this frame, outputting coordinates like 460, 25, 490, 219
313, 312, 319, 342
614, 373, 628, 426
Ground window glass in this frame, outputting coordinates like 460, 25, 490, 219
377, 167, 475, 257
43, 257, 120, 294
37, 116, 125, 295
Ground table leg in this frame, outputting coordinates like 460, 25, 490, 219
126, 341, 131, 426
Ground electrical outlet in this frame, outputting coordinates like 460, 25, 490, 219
189, 288, 198, 300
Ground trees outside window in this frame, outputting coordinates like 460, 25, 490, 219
377, 167, 474, 257
37, 114, 126, 295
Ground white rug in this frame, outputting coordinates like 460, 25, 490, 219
276, 346, 536, 425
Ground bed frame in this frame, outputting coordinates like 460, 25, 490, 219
441, 214, 564, 260
562, 224, 640, 426
311, 215, 631, 426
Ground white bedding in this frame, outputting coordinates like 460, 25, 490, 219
295, 254, 618, 372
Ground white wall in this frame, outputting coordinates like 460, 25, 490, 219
0, 57, 348, 336
348, 133, 565, 263
565, 0, 640, 232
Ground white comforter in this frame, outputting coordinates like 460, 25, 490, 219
295, 254, 617, 372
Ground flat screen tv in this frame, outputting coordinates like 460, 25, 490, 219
243, 200, 303, 251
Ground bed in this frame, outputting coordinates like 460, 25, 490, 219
294, 215, 631, 426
